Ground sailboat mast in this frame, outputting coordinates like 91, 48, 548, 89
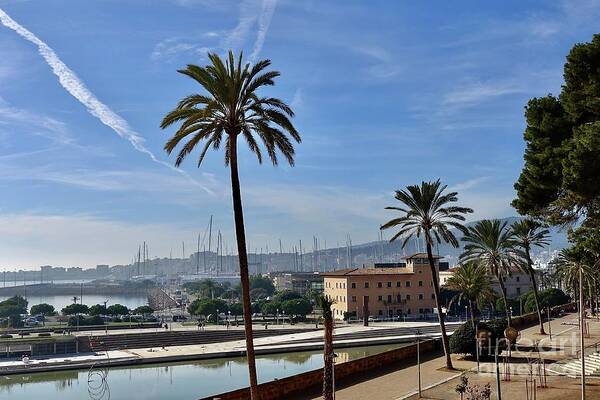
208, 215, 213, 273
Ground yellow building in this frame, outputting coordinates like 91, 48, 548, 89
323, 253, 442, 320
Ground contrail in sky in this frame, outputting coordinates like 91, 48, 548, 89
0, 8, 213, 194
250, 0, 277, 61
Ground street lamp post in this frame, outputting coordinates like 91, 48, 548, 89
216, 308, 219, 327
465, 305, 468, 322
416, 329, 422, 398
580, 266, 586, 400
495, 338, 503, 400
547, 307, 552, 341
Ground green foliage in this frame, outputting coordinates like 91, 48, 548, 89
495, 297, 519, 313
249, 276, 275, 296
343, 311, 356, 321
445, 262, 494, 312
106, 304, 129, 316
30, 303, 55, 316
250, 287, 269, 301
260, 301, 280, 316
88, 304, 108, 316
228, 303, 243, 316
449, 320, 477, 355
523, 288, 570, 313
61, 303, 89, 315
160, 51, 300, 168
133, 305, 154, 315
68, 315, 104, 326
273, 290, 302, 302
280, 298, 312, 318
513, 34, 600, 225
0, 296, 28, 318
188, 298, 228, 318
450, 319, 507, 356
183, 279, 227, 299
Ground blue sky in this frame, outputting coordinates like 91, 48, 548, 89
0, 0, 598, 269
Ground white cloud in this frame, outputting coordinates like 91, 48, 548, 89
0, 98, 74, 146
448, 177, 490, 192
153, 0, 277, 63
442, 80, 523, 107
352, 45, 401, 79
151, 35, 216, 61
290, 88, 303, 109
0, 8, 212, 194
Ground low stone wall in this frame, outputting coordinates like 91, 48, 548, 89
200, 339, 438, 400
511, 302, 576, 329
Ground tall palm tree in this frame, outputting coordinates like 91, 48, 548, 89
460, 220, 522, 326
511, 219, 550, 334
555, 248, 596, 304
319, 295, 335, 400
381, 179, 473, 370
445, 262, 495, 328
161, 51, 300, 400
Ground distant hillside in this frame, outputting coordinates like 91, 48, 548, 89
337, 216, 569, 267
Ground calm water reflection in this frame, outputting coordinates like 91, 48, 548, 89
0, 343, 408, 400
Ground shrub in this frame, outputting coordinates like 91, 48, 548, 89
449, 321, 477, 355
524, 288, 570, 313
68, 315, 104, 326
343, 311, 357, 321
450, 318, 507, 357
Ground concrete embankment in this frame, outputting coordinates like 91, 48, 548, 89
0, 323, 453, 376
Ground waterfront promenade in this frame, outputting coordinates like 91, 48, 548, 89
303, 312, 600, 400
0, 320, 459, 375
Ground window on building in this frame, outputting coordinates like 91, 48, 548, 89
431, 293, 435, 299
351, 282, 356, 289
378, 282, 383, 288
378, 295, 383, 302
405, 281, 411, 287
418, 280, 423, 287
352, 296, 357, 302
387, 295, 392, 303
396, 294, 401, 303
517, 287, 521, 295
406, 294, 411, 300
396, 281, 401, 287
419, 294, 424, 300
364, 282, 369, 288
516, 276, 520, 282
407, 308, 411, 314
419, 308, 423, 314
378, 310, 383, 316
387, 281, 392, 288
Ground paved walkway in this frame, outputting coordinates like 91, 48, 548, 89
303, 312, 600, 400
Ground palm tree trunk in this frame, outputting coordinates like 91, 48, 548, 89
229, 136, 259, 400
497, 273, 511, 327
323, 311, 334, 400
526, 247, 545, 334
469, 300, 476, 329
425, 235, 454, 370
